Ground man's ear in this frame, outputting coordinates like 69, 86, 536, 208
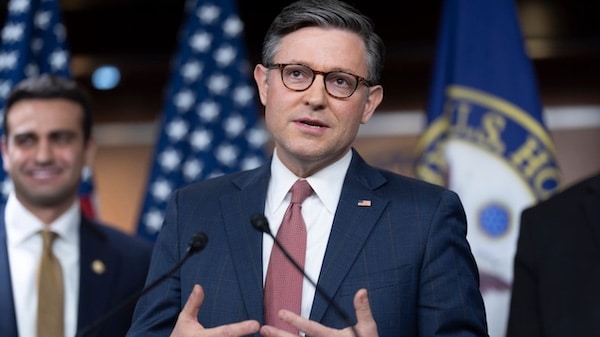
361, 85, 383, 124
254, 64, 269, 106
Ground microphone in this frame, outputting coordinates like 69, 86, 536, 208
250, 213, 359, 337
76, 231, 208, 337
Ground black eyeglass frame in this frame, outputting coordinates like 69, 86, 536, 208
267, 63, 371, 99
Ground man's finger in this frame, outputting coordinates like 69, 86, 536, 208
181, 284, 204, 318
353, 288, 378, 337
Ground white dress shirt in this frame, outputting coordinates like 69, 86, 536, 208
5, 193, 81, 337
263, 148, 352, 320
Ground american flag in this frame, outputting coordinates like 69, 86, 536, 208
0, 0, 98, 219
136, 0, 268, 242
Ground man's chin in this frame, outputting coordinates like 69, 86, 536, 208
19, 188, 76, 208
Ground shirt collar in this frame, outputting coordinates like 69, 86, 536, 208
269, 149, 352, 214
5, 192, 81, 247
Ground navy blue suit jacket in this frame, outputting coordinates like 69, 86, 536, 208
507, 172, 600, 337
0, 208, 153, 337
128, 150, 488, 336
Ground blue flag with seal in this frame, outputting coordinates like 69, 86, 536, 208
0, 0, 98, 219
136, 0, 268, 242
415, 1, 561, 336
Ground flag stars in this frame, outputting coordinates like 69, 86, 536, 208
54, 23, 66, 42
9, 0, 29, 13
207, 73, 230, 95
206, 170, 225, 180
183, 159, 203, 181
233, 85, 254, 106
174, 88, 196, 112
190, 129, 212, 151
246, 127, 269, 148
35, 10, 51, 30
49, 49, 68, 71
190, 31, 212, 53
0, 80, 13, 98
159, 148, 182, 171
197, 100, 220, 122
143, 209, 165, 234
214, 45, 236, 67
224, 115, 245, 137
197, 4, 220, 24
25, 63, 39, 77
216, 144, 238, 166
151, 179, 173, 202
166, 119, 189, 141
241, 156, 264, 170
1, 177, 13, 199
181, 60, 203, 82
0, 52, 18, 70
223, 16, 243, 37
2, 23, 24, 42
31, 37, 43, 51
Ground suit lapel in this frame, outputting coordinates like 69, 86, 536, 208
0, 212, 19, 336
222, 164, 271, 322
77, 218, 114, 332
309, 152, 388, 323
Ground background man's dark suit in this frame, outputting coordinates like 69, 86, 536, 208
0, 211, 153, 337
507, 172, 600, 337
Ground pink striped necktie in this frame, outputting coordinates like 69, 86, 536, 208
264, 179, 313, 334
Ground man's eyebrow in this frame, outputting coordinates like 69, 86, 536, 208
12, 129, 77, 138
49, 129, 77, 135
13, 131, 37, 138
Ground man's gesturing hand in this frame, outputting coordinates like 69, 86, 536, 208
170, 284, 260, 337
259, 288, 378, 337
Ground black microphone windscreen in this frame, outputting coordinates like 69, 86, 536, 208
188, 231, 208, 253
250, 213, 271, 235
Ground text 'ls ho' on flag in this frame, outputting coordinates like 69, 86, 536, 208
136, 0, 268, 242
0, 0, 98, 219
414, 1, 561, 336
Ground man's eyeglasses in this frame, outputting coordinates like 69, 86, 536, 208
267, 63, 371, 99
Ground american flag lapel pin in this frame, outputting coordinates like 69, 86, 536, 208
357, 200, 372, 207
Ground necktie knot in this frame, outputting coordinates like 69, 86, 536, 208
290, 179, 313, 205
40, 230, 57, 253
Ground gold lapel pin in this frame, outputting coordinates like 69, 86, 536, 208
91, 259, 106, 275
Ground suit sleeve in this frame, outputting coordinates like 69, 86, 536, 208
418, 189, 488, 336
127, 190, 185, 336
